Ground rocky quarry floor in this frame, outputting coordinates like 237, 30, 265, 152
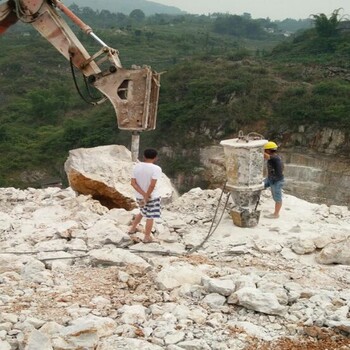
0, 186, 350, 349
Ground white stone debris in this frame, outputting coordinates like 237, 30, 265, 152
0, 148, 350, 349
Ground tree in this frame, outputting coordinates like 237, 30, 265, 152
68, 4, 81, 14
312, 9, 342, 37
129, 9, 145, 22
213, 14, 266, 39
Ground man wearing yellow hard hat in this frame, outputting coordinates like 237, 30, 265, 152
263, 141, 284, 218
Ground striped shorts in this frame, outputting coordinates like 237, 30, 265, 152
137, 197, 161, 219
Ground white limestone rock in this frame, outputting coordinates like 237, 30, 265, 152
0, 254, 26, 274
201, 277, 236, 296
227, 321, 273, 341
291, 238, 316, 255
316, 238, 350, 265
201, 293, 226, 309
39, 322, 65, 336
23, 330, 53, 350
119, 305, 147, 325
188, 307, 208, 325
229, 287, 286, 316
164, 331, 186, 345
78, 315, 116, 335
52, 330, 99, 349
0, 340, 11, 350
90, 296, 111, 309
284, 282, 302, 304
234, 273, 260, 290
1, 313, 18, 324
64, 145, 176, 209
257, 280, 289, 306
65, 238, 87, 252
0, 212, 12, 231
177, 339, 211, 350
85, 219, 131, 248
89, 247, 151, 270
118, 271, 130, 283
34, 239, 67, 252
155, 263, 207, 290
254, 239, 283, 253
326, 320, 350, 333
21, 258, 53, 284
97, 336, 164, 350
31, 205, 71, 226
314, 204, 329, 218
54, 220, 80, 239
329, 205, 349, 218
25, 317, 46, 329
103, 208, 133, 226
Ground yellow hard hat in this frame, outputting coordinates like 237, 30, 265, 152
264, 141, 278, 150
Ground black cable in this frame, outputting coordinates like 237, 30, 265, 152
69, 57, 104, 105
187, 183, 231, 255
83, 75, 104, 101
14, 0, 45, 23
0, 248, 88, 255
40, 255, 89, 262
255, 194, 261, 211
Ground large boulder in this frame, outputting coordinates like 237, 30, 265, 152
64, 145, 176, 209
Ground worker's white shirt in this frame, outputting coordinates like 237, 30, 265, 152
132, 162, 162, 199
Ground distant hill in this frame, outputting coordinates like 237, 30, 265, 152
63, 0, 185, 16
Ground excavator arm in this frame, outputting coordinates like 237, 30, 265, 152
0, 0, 18, 34
0, 0, 160, 132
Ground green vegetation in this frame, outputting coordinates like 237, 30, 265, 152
271, 9, 350, 63
0, 7, 350, 191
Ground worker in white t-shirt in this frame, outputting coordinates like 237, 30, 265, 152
128, 148, 162, 243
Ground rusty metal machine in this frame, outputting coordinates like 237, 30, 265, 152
0, 0, 160, 160
220, 132, 267, 227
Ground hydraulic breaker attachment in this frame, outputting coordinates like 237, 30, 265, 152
92, 66, 160, 131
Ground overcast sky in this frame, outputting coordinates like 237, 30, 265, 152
154, 0, 350, 20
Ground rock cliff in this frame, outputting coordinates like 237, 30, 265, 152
198, 127, 350, 208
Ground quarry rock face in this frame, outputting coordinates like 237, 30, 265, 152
64, 145, 177, 209
199, 126, 350, 208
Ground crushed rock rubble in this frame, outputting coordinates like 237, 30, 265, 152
0, 186, 349, 349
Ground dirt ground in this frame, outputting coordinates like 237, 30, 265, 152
246, 336, 350, 350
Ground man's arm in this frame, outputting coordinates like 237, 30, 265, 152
264, 151, 270, 160
131, 178, 158, 202
143, 179, 157, 202
131, 178, 146, 197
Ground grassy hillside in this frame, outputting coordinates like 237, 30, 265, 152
0, 9, 349, 190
